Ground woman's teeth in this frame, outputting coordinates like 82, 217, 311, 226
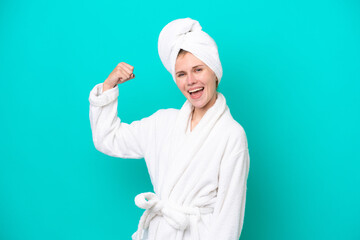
189, 87, 204, 94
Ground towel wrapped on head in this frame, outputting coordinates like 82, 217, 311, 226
158, 17, 223, 84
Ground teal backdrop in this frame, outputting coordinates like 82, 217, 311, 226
1, 0, 359, 239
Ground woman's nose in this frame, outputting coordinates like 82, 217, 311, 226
187, 72, 197, 85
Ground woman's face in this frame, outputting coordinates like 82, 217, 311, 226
175, 52, 218, 111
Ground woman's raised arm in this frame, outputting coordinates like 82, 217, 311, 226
88, 62, 155, 159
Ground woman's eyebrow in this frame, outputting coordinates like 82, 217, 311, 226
176, 65, 204, 74
175, 70, 185, 75
192, 65, 204, 68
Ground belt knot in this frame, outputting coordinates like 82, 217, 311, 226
133, 192, 213, 240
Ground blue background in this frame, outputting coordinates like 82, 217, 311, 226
1, 0, 359, 239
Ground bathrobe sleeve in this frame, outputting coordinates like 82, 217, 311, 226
88, 82, 156, 159
206, 145, 250, 240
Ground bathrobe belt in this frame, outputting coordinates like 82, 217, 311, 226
134, 192, 214, 240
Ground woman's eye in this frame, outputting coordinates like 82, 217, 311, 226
177, 73, 184, 77
196, 68, 202, 72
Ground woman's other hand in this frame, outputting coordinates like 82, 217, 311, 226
103, 62, 135, 92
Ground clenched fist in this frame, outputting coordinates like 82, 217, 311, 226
102, 62, 135, 92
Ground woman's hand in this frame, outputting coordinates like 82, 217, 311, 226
103, 62, 135, 92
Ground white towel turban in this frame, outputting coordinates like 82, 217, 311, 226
158, 17, 223, 84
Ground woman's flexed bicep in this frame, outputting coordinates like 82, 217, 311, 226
89, 82, 154, 159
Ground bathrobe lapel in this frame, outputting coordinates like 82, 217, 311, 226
160, 92, 227, 201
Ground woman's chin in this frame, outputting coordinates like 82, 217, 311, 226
189, 100, 206, 109
185, 93, 210, 110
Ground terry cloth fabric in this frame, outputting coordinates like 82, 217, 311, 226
158, 17, 223, 84
89, 83, 250, 240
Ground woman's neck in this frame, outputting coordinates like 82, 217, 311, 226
191, 92, 218, 130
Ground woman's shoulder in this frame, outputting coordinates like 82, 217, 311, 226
222, 110, 249, 152
149, 108, 179, 126
152, 108, 179, 119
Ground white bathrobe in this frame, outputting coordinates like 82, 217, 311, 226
89, 83, 250, 240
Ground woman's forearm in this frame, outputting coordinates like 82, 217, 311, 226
102, 80, 115, 93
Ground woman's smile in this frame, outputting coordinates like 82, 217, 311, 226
188, 86, 205, 99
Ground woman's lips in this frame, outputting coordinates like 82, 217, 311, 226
189, 87, 204, 99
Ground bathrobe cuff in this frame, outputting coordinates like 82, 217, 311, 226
89, 83, 119, 107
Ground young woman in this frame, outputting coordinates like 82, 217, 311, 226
89, 18, 250, 240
